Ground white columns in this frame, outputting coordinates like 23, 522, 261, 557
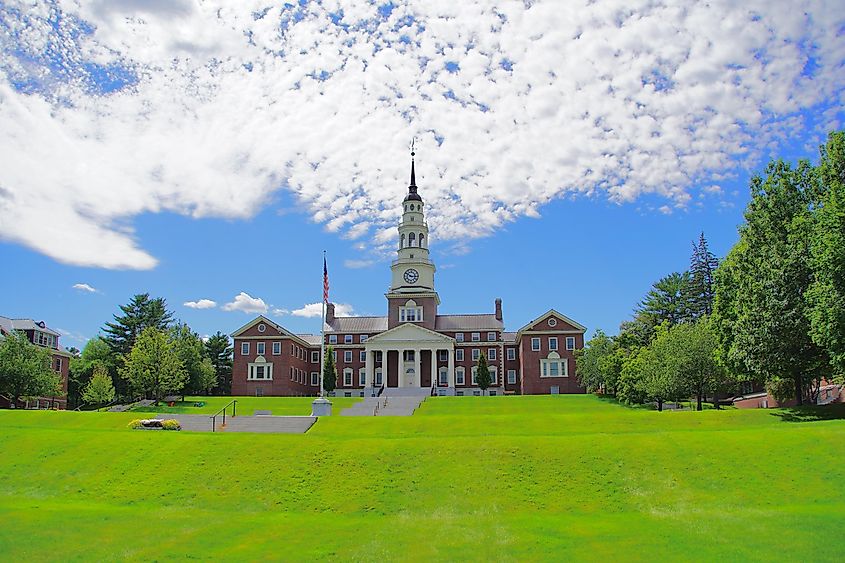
448, 346, 455, 387
413, 347, 421, 387
365, 349, 374, 388
430, 349, 438, 388
397, 348, 403, 388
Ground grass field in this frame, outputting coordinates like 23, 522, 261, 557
128, 395, 363, 416
1, 395, 843, 561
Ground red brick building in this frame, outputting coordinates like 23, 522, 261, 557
0, 316, 71, 409
231, 156, 586, 397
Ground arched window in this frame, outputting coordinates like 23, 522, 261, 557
401, 233, 405, 248
419, 234, 425, 248
409, 232, 416, 246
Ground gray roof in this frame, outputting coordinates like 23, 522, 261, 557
434, 314, 503, 331
502, 332, 517, 343
297, 334, 322, 346
326, 316, 389, 333
0, 316, 60, 337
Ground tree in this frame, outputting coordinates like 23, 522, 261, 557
0, 331, 62, 406
204, 332, 233, 395
617, 346, 649, 406
68, 337, 114, 409
806, 131, 845, 383
661, 319, 727, 411
81, 363, 115, 407
120, 327, 186, 404
688, 232, 720, 320
641, 324, 687, 411
475, 352, 492, 395
322, 346, 337, 394
634, 272, 693, 336
103, 294, 173, 357
576, 330, 621, 394
170, 323, 215, 395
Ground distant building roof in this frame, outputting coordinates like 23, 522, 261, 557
326, 316, 389, 333
434, 314, 503, 331
502, 332, 517, 343
297, 334, 322, 346
0, 316, 60, 337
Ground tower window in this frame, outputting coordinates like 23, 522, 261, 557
409, 232, 416, 246
419, 234, 425, 248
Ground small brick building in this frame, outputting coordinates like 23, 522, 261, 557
232, 156, 587, 397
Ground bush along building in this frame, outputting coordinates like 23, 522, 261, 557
231, 155, 586, 397
0, 316, 71, 408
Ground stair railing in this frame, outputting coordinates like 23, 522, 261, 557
210, 400, 238, 432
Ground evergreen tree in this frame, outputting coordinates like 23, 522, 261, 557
322, 346, 337, 394
475, 352, 492, 395
81, 363, 115, 407
688, 232, 720, 319
204, 332, 233, 395
0, 331, 62, 406
634, 272, 693, 336
120, 327, 186, 404
103, 294, 173, 357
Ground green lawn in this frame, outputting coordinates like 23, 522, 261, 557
0, 395, 843, 561
129, 395, 362, 416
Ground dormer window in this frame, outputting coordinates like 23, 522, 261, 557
399, 299, 423, 322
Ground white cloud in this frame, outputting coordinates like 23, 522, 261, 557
344, 259, 375, 269
271, 307, 290, 316
1, 1, 843, 268
72, 283, 98, 293
658, 205, 673, 215
183, 299, 216, 309
292, 302, 356, 318
221, 292, 267, 314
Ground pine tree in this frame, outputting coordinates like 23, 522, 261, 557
688, 232, 720, 319
634, 271, 692, 333
475, 352, 492, 395
322, 346, 337, 394
103, 294, 173, 357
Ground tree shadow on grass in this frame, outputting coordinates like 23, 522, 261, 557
770, 404, 845, 423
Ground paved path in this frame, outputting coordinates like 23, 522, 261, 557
340, 394, 426, 417
156, 414, 316, 433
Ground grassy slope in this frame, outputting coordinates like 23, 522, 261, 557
0, 396, 843, 561
129, 396, 362, 416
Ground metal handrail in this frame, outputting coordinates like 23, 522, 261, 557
210, 400, 238, 432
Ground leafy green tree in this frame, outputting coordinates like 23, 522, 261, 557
103, 294, 173, 357
576, 329, 621, 394
806, 131, 845, 382
642, 324, 687, 411
322, 346, 337, 394
688, 232, 720, 320
661, 319, 727, 411
617, 346, 649, 405
68, 337, 114, 408
0, 331, 62, 406
204, 332, 233, 395
475, 352, 492, 395
81, 363, 115, 407
170, 323, 215, 395
120, 327, 186, 404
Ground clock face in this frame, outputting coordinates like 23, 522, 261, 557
404, 269, 420, 284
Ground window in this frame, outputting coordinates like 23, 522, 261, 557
471, 349, 480, 361
247, 362, 273, 380
456, 349, 464, 361
344, 334, 353, 344
359, 368, 366, 386
548, 318, 557, 327
507, 348, 516, 360
439, 350, 448, 362
360, 334, 368, 343
488, 348, 497, 360
257, 323, 266, 332
375, 369, 383, 386
344, 350, 353, 363
333, 350, 337, 362
360, 350, 367, 362
343, 368, 353, 386
566, 337, 576, 351
257, 342, 265, 355
471, 332, 480, 342
438, 367, 448, 385
455, 333, 464, 342
375, 351, 383, 362
549, 337, 558, 351
329, 334, 337, 344
471, 367, 478, 385
507, 369, 517, 384
241, 342, 250, 355
54, 358, 62, 372
540, 352, 569, 378
311, 372, 319, 386
311, 351, 319, 363
400, 306, 423, 322
487, 332, 496, 341
490, 367, 496, 385
531, 338, 540, 351
272, 342, 281, 355
403, 350, 416, 362
455, 367, 465, 385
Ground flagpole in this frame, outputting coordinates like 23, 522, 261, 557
320, 250, 326, 399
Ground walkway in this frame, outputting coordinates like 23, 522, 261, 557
156, 414, 316, 433
340, 389, 429, 417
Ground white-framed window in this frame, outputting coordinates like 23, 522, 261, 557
490, 367, 496, 385
272, 342, 281, 355
54, 358, 62, 372
439, 350, 448, 362
400, 307, 423, 322
360, 350, 367, 362
456, 349, 464, 361
311, 351, 319, 363
471, 367, 478, 385
375, 369, 383, 386
531, 337, 540, 351
566, 337, 576, 351
403, 350, 416, 361
375, 351, 383, 361
488, 348, 497, 360
329, 334, 337, 344
333, 350, 337, 362
548, 318, 557, 327
311, 372, 319, 386
359, 368, 366, 386
507, 369, 517, 384
471, 349, 480, 361
487, 332, 496, 341
549, 337, 558, 351
290, 367, 294, 380
241, 342, 250, 355
438, 367, 448, 385
455, 333, 464, 342
344, 334, 353, 344
471, 332, 480, 342
540, 352, 569, 378
257, 342, 265, 355
507, 348, 516, 360
344, 350, 353, 363
257, 323, 266, 333
455, 367, 465, 385
247, 362, 273, 380
360, 334, 368, 343
343, 368, 353, 386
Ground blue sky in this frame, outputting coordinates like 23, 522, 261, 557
0, 1, 843, 349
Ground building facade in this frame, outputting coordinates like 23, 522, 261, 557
0, 316, 71, 409
231, 156, 586, 397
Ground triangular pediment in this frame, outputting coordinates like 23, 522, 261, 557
516, 309, 587, 335
364, 322, 453, 346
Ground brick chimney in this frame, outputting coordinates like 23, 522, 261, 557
326, 302, 335, 324
495, 298, 503, 321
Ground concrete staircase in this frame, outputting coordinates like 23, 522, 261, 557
157, 414, 316, 433
340, 391, 428, 417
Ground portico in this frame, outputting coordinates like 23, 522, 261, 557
363, 323, 455, 392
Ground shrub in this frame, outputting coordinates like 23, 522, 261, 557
128, 419, 143, 429
162, 419, 182, 431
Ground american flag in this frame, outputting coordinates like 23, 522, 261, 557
323, 255, 329, 303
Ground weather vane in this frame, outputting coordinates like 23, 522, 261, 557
410, 137, 416, 157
